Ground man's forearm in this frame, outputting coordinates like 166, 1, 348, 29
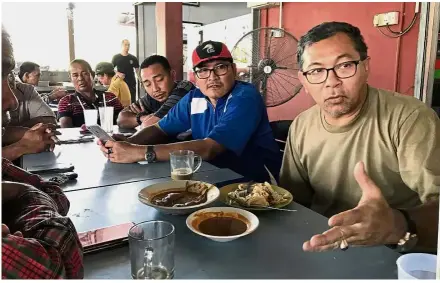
59, 117, 73, 128
406, 200, 439, 252
154, 138, 225, 161
128, 124, 169, 145
2, 126, 29, 145
2, 142, 28, 161
20, 116, 57, 128
117, 111, 138, 129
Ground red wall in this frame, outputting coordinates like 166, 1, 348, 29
260, 2, 420, 121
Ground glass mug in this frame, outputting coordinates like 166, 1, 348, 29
169, 150, 202, 181
128, 221, 175, 279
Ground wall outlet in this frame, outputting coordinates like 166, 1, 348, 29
373, 11, 399, 27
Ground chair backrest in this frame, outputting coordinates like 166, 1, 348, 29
270, 120, 293, 152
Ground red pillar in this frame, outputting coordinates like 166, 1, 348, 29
156, 2, 183, 80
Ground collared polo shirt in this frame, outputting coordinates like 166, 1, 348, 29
158, 81, 282, 182
57, 89, 123, 127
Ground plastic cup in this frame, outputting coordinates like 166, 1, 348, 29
83, 109, 98, 126
396, 253, 436, 279
99, 107, 114, 133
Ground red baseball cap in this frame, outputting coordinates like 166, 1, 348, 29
192, 40, 233, 69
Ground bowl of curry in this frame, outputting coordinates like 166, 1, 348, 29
186, 207, 259, 242
138, 180, 220, 215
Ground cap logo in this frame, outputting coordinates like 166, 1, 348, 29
203, 43, 215, 54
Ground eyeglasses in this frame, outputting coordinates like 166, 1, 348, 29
302, 58, 367, 84
194, 63, 230, 79
7, 72, 16, 90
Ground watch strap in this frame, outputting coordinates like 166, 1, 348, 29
144, 145, 157, 163
386, 209, 418, 252
398, 209, 417, 234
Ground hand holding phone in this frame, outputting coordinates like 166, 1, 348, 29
87, 125, 115, 143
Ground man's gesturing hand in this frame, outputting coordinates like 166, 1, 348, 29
303, 161, 407, 252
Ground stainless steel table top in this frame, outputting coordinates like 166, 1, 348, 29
67, 174, 400, 279
21, 128, 219, 192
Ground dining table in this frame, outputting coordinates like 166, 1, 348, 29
69, 178, 401, 279
21, 127, 222, 192
19, 127, 401, 279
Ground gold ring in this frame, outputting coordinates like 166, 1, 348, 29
339, 228, 349, 251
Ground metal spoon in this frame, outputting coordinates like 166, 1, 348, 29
248, 205, 297, 212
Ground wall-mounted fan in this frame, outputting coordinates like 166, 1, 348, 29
232, 27, 302, 107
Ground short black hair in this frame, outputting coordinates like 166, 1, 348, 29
297, 22, 368, 69
18, 61, 40, 81
70, 59, 95, 77
2, 26, 15, 79
140, 55, 171, 73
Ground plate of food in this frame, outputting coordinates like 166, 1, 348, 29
219, 182, 293, 211
138, 180, 220, 215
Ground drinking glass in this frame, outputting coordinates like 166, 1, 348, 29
99, 106, 114, 133
128, 221, 175, 279
170, 150, 202, 180
83, 109, 98, 126
396, 253, 436, 279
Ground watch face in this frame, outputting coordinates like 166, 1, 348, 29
145, 149, 156, 162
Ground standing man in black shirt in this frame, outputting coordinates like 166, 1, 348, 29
112, 39, 139, 103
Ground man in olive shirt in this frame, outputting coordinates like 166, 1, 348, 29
280, 22, 439, 253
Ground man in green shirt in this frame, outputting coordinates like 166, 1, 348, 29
280, 22, 439, 253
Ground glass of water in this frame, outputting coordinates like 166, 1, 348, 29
98, 106, 114, 133
128, 221, 175, 279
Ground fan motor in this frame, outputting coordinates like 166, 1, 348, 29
258, 58, 277, 75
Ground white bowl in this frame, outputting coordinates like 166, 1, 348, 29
186, 207, 259, 242
138, 180, 220, 215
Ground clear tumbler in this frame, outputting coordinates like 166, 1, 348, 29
128, 221, 175, 279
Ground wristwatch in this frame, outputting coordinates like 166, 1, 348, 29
144, 145, 157, 163
136, 111, 148, 125
387, 209, 418, 252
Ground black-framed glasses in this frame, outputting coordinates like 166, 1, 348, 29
194, 63, 230, 79
302, 58, 367, 84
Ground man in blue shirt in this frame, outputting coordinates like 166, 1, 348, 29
98, 41, 281, 182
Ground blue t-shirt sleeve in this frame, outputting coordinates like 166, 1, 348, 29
158, 91, 192, 136
208, 89, 263, 156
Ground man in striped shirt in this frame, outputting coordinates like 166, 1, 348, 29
117, 55, 194, 129
58, 59, 123, 128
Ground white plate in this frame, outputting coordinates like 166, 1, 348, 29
138, 180, 220, 215
186, 207, 259, 242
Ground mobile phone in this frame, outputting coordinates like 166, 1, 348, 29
26, 163, 74, 174
78, 222, 134, 252
87, 124, 115, 143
